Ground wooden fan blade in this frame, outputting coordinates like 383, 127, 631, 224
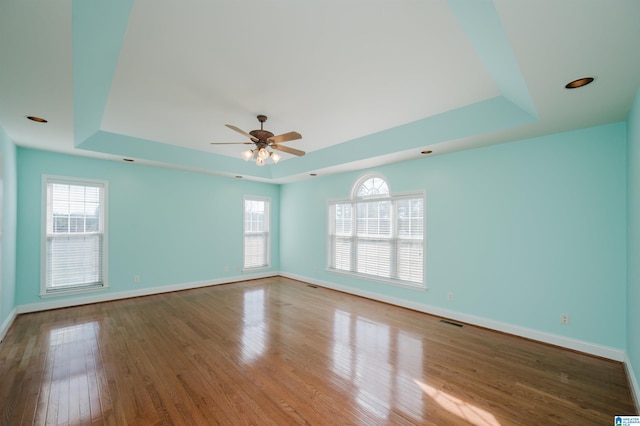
271, 144, 305, 156
267, 131, 302, 144
225, 124, 258, 142
210, 142, 254, 145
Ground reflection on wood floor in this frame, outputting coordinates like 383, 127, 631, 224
0, 277, 636, 425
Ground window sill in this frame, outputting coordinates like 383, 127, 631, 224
326, 268, 426, 291
40, 285, 109, 299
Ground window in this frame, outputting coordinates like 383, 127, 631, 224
328, 174, 425, 289
42, 176, 108, 296
243, 196, 270, 270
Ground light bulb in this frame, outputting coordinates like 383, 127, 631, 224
270, 152, 281, 164
258, 148, 269, 160
256, 157, 265, 166
241, 149, 253, 161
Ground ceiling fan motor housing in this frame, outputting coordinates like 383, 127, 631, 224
249, 129, 274, 141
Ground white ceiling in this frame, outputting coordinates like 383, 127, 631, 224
1, 0, 639, 183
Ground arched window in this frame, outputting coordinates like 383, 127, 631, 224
328, 173, 425, 289
353, 174, 389, 198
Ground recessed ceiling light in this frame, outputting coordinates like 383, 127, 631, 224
565, 77, 595, 89
123, 158, 134, 162
421, 150, 433, 155
26, 116, 47, 123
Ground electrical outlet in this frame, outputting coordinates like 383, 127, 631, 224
447, 292, 454, 301
134, 275, 140, 283
560, 314, 569, 325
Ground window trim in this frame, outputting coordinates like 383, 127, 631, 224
40, 175, 109, 298
327, 173, 426, 291
243, 195, 271, 272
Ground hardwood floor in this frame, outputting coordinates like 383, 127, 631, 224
0, 277, 636, 425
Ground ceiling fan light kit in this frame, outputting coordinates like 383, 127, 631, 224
212, 115, 304, 166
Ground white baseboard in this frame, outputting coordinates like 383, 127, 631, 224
8, 270, 629, 364
0, 307, 18, 342
17, 271, 278, 314
625, 353, 640, 412
281, 272, 626, 362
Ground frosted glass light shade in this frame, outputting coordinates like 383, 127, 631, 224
258, 148, 269, 160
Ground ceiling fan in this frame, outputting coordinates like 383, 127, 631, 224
211, 115, 304, 166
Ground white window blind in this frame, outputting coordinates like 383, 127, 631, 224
43, 177, 108, 295
328, 175, 425, 288
244, 197, 270, 270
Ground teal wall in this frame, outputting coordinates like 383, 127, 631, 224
281, 123, 628, 349
0, 126, 17, 327
16, 148, 280, 306
628, 88, 640, 394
